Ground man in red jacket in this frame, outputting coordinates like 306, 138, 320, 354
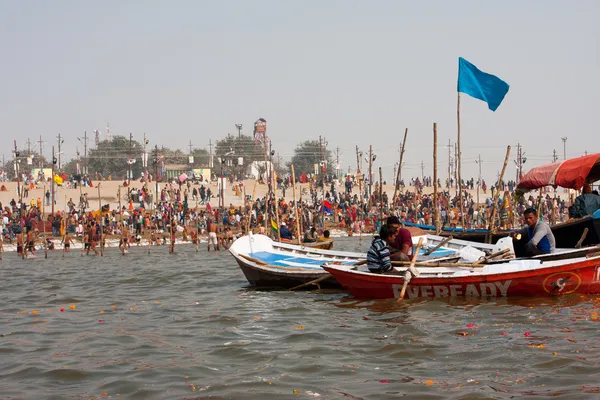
386, 216, 413, 261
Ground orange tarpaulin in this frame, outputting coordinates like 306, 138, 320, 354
517, 153, 600, 191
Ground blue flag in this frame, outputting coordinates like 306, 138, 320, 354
457, 57, 509, 111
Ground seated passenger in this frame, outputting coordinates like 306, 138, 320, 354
513, 208, 555, 256
367, 224, 396, 273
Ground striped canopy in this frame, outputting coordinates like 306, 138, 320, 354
517, 153, 600, 191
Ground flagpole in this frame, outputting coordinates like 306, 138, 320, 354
433, 123, 440, 234
457, 92, 466, 231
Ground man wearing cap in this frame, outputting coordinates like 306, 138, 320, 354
279, 221, 293, 240
386, 216, 413, 261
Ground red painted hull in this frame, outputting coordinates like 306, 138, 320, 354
323, 258, 600, 299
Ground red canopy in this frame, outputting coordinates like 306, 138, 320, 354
517, 153, 600, 191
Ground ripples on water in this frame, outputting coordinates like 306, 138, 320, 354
1, 238, 600, 399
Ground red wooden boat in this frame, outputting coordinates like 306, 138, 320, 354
322, 254, 600, 299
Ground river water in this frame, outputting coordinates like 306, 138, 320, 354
1, 237, 600, 400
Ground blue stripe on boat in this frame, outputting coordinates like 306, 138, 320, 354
249, 251, 354, 269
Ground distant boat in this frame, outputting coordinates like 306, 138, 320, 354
402, 212, 600, 250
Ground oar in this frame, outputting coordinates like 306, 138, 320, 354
239, 254, 268, 266
391, 260, 485, 268
575, 228, 589, 249
398, 237, 423, 302
473, 248, 511, 265
422, 236, 453, 256
289, 274, 331, 291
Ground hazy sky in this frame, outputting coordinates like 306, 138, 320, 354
1, 0, 598, 183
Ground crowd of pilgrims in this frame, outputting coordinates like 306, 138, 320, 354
0, 172, 595, 256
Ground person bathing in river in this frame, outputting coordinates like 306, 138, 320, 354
367, 224, 396, 273
61, 231, 73, 252
207, 218, 219, 251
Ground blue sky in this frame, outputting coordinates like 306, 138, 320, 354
1, 0, 598, 183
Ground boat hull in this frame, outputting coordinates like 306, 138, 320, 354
404, 214, 600, 249
323, 257, 600, 299
234, 257, 338, 289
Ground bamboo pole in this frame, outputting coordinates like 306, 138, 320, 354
378, 167, 383, 223
537, 187, 544, 221
291, 165, 302, 243
392, 128, 408, 204
423, 235, 452, 256
81, 224, 85, 257
247, 180, 257, 234
97, 184, 104, 256
22, 227, 27, 259
487, 145, 512, 243
391, 260, 488, 268
368, 144, 373, 207
398, 237, 424, 301
42, 184, 48, 259
457, 93, 466, 231
473, 248, 511, 265
63, 205, 67, 258
433, 122, 440, 234
170, 209, 175, 253
289, 274, 331, 291
272, 167, 281, 242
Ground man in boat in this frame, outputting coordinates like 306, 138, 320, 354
303, 226, 318, 243
569, 184, 600, 219
279, 222, 293, 240
367, 224, 396, 273
386, 216, 413, 261
514, 208, 556, 256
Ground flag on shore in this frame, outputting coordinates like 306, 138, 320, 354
457, 57, 509, 111
271, 218, 278, 234
323, 200, 332, 215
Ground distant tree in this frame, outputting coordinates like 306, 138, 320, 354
287, 140, 333, 177
215, 134, 265, 179
87, 135, 143, 179
1, 150, 51, 180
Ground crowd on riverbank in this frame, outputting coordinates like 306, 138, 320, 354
1, 170, 598, 255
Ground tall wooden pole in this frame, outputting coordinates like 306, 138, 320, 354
487, 145, 512, 242
392, 128, 408, 203
118, 185, 122, 216
378, 167, 383, 223
51, 145, 55, 216
272, 166, 281, 242
291, 165, 301, 243
98, 184, 104, 256
63, 198, 67, 257
42, 184, 48, 258
433, 123, 440, 234
368, 144, 373, 207
457, 93, 466, 230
